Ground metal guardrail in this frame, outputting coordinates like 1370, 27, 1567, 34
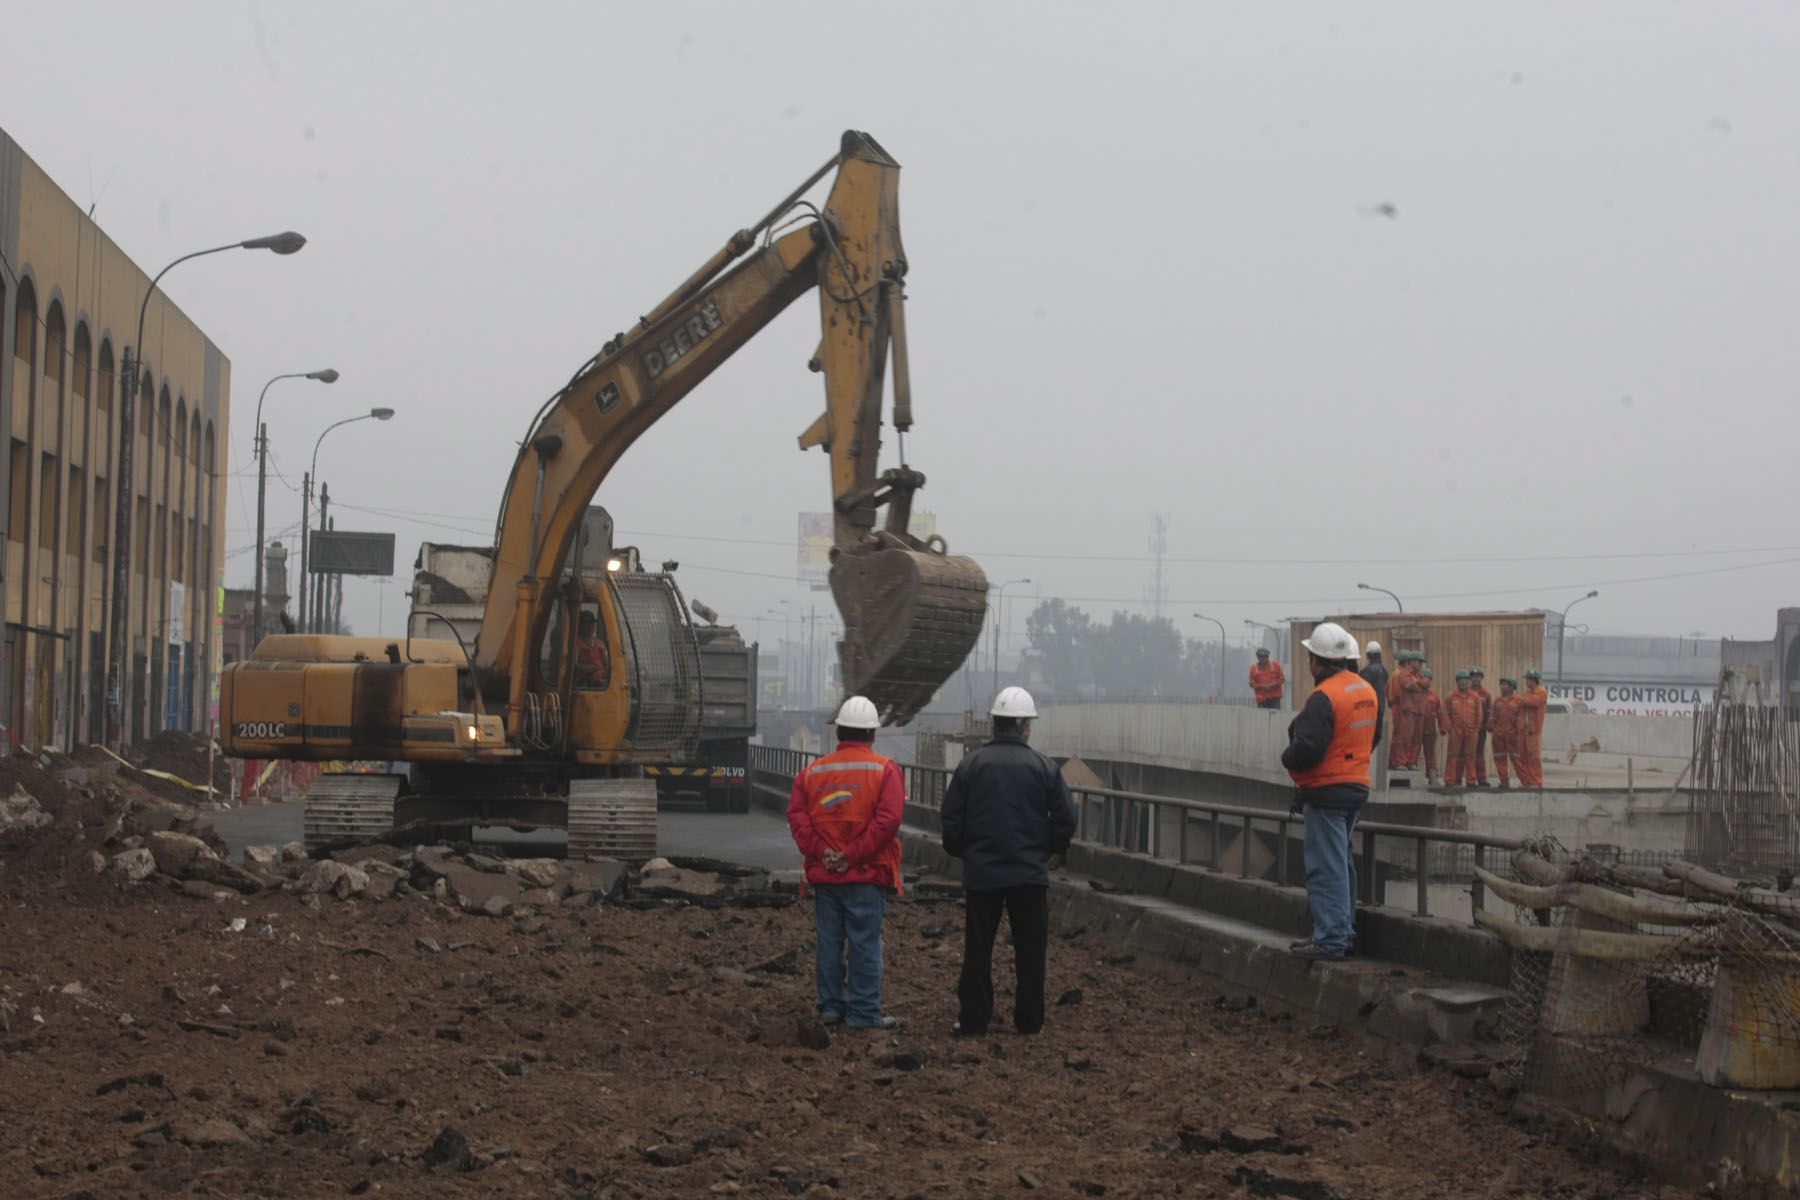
748, 744, 1525, 923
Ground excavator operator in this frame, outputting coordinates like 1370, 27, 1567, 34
575, 611, 611, 688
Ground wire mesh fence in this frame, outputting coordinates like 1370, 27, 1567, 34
1488, 836, 1800, 1095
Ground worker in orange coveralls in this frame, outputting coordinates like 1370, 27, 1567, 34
1469, 667, 1494, 787
1514, 668, 1549, 787
1416, 666, 1444, 784
1249, 648, 1286, 709
1489, 677, 1522, 788
1385, 653, 1410, 768
1398, 653, 1434, 770
1443, 670, 1485, 787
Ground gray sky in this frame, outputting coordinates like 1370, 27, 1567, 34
5, 1, 1798, 655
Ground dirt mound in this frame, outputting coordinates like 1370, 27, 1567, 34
124, 730, 233, 797
0, 746, 230, 902
0, 752, 114, 894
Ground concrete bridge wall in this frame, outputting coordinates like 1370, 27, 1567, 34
1034, 701, 1695, 781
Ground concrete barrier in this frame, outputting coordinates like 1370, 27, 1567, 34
1546, 712, 1694, 760
1033, 702, 1293, 786
1036, 700, 1695, 786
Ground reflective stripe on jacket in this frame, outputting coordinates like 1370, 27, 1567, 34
1285, 670, 1380, 790
786, 742, 905, 892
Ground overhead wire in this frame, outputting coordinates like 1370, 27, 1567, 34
201, 492, 1800, 572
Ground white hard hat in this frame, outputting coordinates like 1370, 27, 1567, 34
1364, 639, 1382, 655
1301, 622, 1359, 662
990, 686, 1038, 719
834, 695, 880, 730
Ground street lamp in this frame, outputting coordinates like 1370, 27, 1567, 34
252, 368, 338, 647
992, 578, 1031, 703
1192, 612, 1226, 700
1357, 582, 1403, 613
107, 230, 307, 748
300, 407, 395, 632
1555, 590, 1599, 683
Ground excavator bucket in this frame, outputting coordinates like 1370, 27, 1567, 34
831, 544, 989, 725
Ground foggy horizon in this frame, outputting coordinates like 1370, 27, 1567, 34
5, 1, 1796, 656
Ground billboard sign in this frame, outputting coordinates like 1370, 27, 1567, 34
1546, 680, 1713, 717
308, 531, 397, 576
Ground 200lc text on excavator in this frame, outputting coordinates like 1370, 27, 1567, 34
220, 132, 988, 856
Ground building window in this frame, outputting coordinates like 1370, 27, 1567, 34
38, 452, 58, 551
67, 467, 85, 557
8, 441, 27, 545
92, 478, 108, 564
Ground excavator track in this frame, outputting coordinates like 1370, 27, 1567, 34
303, 773, 404, 853
832, 544, 989, 725
567, 778, 658, 861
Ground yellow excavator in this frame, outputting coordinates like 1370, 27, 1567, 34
220, 131, 988, 856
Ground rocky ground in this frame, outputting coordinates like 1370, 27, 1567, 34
0, 740, 1697, 1198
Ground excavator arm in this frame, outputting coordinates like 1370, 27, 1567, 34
476, 131, 986, 732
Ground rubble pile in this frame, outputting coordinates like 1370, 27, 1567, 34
0, 743, 228, 899
261, 845, 787, 917
1, 738, 796, 919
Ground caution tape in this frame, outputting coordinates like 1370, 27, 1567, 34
93, 744, 215, 794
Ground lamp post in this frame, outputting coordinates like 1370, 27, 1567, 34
252, 368, 338, 647
300, 407, 395, 632
107, 230, 306, 748
1192, 612, 1227, 700
991, 578, 1031, 703
1357, 582, 1403, 612
1555, 589, 1599, 683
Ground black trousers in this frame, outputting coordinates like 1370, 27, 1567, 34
958, 885, 1050, 1034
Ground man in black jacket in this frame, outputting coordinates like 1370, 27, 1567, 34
941, 686, 1078, 1036
1359, 639, 1388, 697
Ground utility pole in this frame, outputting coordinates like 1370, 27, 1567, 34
313, 485, 329, 634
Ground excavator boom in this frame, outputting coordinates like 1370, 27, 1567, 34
477, 131, 986, 727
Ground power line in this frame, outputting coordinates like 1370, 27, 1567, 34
242, 497, 1800, 571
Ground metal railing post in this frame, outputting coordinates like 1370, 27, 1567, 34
1361, 828, 1377, 905
1472, 844, 1486, 921
752, 742, 1526, 922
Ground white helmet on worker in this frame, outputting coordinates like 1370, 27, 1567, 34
991, 686, 1038, 719
1301, 622, 1359, 662
834, 695, 881, 730
1364, 639, 1382, 656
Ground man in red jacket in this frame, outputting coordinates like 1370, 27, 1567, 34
787, 695, 907, 1030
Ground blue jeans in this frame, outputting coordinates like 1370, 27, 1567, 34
1302, 806, 1360, 955
812, 883, 887, 1026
